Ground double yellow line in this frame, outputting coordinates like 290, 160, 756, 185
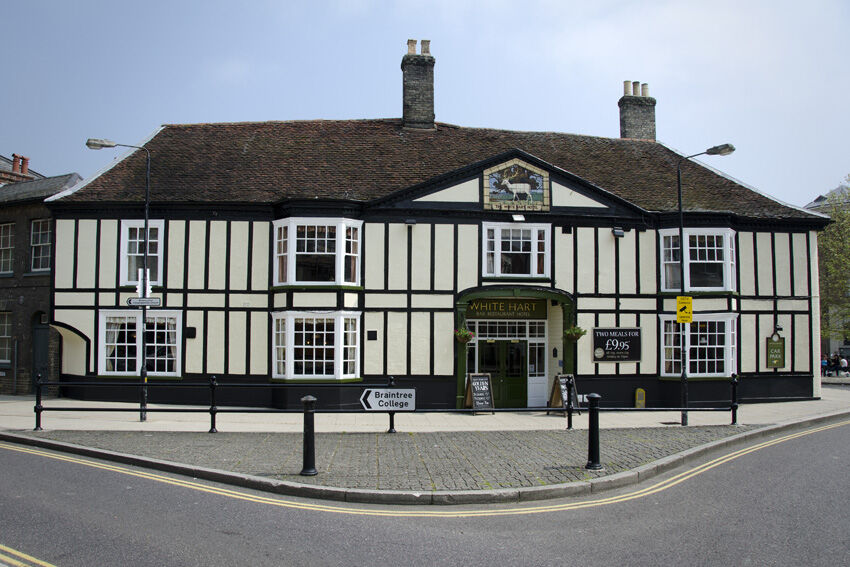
1, 419, 847, 519
0, 543, 56, 567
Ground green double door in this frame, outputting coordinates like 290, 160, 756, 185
478, 340, 527, 408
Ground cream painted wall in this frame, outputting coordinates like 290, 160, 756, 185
640, 314, 657, 374
639, 231, 656, 294
414, 178, 479, 203
617, 231, 637, 295
551, 181, 607, 208
364, 223, 385, 290
250, 311, 268, 375
740, 314, 757, 373
167, 221, 185, 289
229, 222, 249, 291
756, 233, 774, 296
410, 224, 432, 291
363, 312, 384, 375
794, 313, 811, 373
55, 220, 75, 289
594, 313, 618, 375
773, 233, 792, 296
185, 310, 205, 374
554, 230, 573, 293
597, 231, 616, 295
576, 312, 596, 375
208, 221, 227, 290
576, 227, 595, 294
433, 225, 454, 290
251, 222, 268, 291
98, 220, 118, 288
228, 311, 247, 375
547, 305, 563, 392
433, 312, 454, 375
792, 233, 809, 296
187, 221, 206, 289
410, 312, 431, 375
738, 232, 755, 296
456, 224, 478, 292
386, 312, 408, 375
387, 223, 408, 290
54, 326, 87, 375
75, 220, 97, 288
206, 311, 225, 373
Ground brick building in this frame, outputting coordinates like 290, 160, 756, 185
0, 154, 80, 394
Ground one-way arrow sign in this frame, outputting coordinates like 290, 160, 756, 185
360, 388, 416, 411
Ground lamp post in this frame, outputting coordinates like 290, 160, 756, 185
86, 138, 151, 422
677, 143, 734, 426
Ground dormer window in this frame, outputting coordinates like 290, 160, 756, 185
273, 218, 362, 286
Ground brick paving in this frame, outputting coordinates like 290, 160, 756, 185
27, 426, 758, 492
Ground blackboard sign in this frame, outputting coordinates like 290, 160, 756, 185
592, 328, 641, 362
465, 373, 495, 414
547, 374, 581, 415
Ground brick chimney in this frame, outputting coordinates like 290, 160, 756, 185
401, 39, 435, 129
618, 80, 656, 140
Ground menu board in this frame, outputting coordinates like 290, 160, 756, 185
592, 328, 641, 362
466, 373, 494, 414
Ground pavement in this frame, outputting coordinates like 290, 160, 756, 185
1, 382, 849, 505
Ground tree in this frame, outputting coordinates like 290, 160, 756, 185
818, 175, 850, 340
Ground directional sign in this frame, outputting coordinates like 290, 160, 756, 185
360, 388, 416, 411
676, 296, 693, 323
127, 297, 162, 307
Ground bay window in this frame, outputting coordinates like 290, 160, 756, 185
273, 218, 362, 285
660, 314, 738, 377
98, 310, 182, 376
482, 222, 550, 278
271, 311, 360, 380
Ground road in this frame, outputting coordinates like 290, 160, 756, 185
1, 420, 847, 566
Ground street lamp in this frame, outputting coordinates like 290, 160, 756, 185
86, 138, 152, 422
677, 143, 735, 426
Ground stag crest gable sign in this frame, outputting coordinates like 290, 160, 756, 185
483, 159, 550, 212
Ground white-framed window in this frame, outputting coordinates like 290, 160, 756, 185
660, 313, 738, 377
482, 222, 550, 278
98, 309, 182, 376
0, 312, 11, 363
271, 311, 360, 380
659, 228, 736, 292
273, 218, 362, 286
30, 219, 51, 272
119, 220, 164, 287
0, 223, 14, 274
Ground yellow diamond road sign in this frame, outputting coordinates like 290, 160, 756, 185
677, 296, 693, 323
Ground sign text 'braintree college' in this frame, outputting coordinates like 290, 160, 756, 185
360, 389, 416, 411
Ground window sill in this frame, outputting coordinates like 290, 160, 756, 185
659, 291, 738, 297
95, 374, 183, 381
23, 271, 50, 277
481, 277, 551, 283
270, 285, 363, 292
270, 377, 363, 383
658, 375, 735, 382
0, 273, 13, 279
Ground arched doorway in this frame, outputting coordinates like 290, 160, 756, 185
454, 286, 575, 408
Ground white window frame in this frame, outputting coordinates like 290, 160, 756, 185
482, 222, 550, 278
659, 228, 736, 292
659, 313, 738, 378
0, 312, 11, 363
119, 219, 165, 287
0, 223, 14, 274
272, 218, 363, 286
30, 218, 52, 272
271, 311, 361, 380
98, 309, 182, 377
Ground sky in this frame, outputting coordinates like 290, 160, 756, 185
4, 0, 849, 208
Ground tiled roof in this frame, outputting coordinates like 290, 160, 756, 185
57, 119, 818, 220
0, 173, 81, 204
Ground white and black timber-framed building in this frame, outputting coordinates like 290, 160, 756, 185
46, 40, 829, 409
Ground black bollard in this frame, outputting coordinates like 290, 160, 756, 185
300, 395, 318, 476
209, 375, 218, 433
34, 373, 43, 431
387, 375, 396, 433
585, 393, 603, 470
731, 374, 739, 425
566, 377, 574, 430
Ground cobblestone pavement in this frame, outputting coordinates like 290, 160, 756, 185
26, 426, 758, 491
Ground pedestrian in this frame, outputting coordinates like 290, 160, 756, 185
821, 355, 828, 377
841, 356, 848, 377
